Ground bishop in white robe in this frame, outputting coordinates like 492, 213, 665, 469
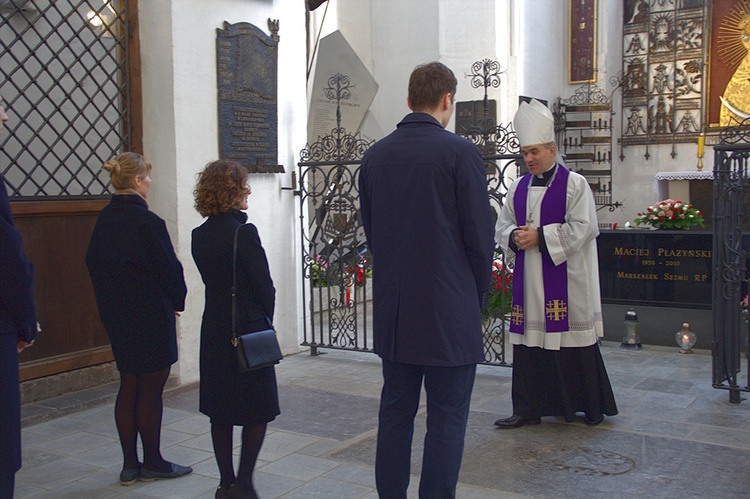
493, 99, 617, 429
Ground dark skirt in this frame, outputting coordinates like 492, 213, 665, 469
106, 326, 178, 375
511, 343, 618, 422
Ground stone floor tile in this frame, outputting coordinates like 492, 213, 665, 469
295, 438, 341, 457
278, 476, 371, 498
31, 480, 122, 498
258, 430, 322, 461
619, 415, 698, 438
322, 462, 376, 488
156, 427, 195, 448
633, 377, 695, 394
687, 409, 750, 429
160, 407, 196, 427
162, 414, 209, 436
69, 441, 124, 470
22, 416, 92, 438
15, 459, 101, 488
690, 425, 750, 450
12, 481, 47, 499
20, 430, 48, 448
253, 470, 306, 498
272, 385, 380, 441
259, 453, 341, 481
456, 484, 530, 499
178, 433, 215, 453
129, 472, 215, 499
35, 430, 116, 456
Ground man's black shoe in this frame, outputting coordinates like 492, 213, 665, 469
494, 415, 541, 429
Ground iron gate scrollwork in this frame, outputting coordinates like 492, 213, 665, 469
299, 73, 373, 355
712, 117, 750, 403
459, 59, 521, 365
299, 61, 521, 366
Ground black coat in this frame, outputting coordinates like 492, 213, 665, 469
191, 210, 279, 425
359, 113, 495, 366
86, 195, 187, 374
0, 175, 37, 476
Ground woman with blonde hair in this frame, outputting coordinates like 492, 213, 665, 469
86, 152, 191, 485
192, 160, 279, 499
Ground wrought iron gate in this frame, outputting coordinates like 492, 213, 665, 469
298, 60, 521, 366
298, 73, 374, 355
712, 119, 750, 403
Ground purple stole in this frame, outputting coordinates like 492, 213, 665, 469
510, 164, 570, 333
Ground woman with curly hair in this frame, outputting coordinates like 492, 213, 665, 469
86, 152, 191, 485
191, 160, 279, 499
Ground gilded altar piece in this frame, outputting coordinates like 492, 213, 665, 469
718, 5, 750, 125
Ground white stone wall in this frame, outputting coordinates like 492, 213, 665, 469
321, 0, 711, 228
139, 0, 307, 384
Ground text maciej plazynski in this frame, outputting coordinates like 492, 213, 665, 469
614, 247, 712, 258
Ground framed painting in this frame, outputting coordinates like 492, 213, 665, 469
569, 0, 597, 83
706, 0, 750, 129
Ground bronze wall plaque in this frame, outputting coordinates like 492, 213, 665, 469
217, 20, 284, 173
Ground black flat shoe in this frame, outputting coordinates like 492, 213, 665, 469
139, 462, 192, 481
216, 484, 234, 499
227, 485, 256, 499
119, 464, 141, 486
494, 414, 542, 429
585, 414, 604, 426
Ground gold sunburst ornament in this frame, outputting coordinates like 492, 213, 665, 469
717, 1, 750, 69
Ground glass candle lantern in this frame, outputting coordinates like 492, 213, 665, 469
621, 308, 642, 349
675, 322, 697, 354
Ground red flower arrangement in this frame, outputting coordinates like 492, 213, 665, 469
485, 257, 513, 319
633, 199, 704, 230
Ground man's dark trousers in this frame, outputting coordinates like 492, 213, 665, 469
375, 359, 476, 498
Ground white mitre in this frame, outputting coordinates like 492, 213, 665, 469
513, 99, 555, 147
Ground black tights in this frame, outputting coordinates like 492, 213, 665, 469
211, 421, 267, 497
115, 367, 171, 472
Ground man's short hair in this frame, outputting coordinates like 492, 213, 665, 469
408, 62, 457, 112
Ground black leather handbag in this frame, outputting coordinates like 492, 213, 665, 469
231, 225, 282, 372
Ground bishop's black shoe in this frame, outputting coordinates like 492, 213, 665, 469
494, 415, 542, 429
585, 414, 604, 426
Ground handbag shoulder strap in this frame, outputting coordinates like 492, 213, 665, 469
231, 224, 273, 344
231, 225, 241, 342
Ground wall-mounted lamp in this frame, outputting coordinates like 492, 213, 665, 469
86, 0, 117, 37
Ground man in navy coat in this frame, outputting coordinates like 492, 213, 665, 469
359, 61, 495, 498
0, 104, 38, 498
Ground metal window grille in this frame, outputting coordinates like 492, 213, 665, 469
0, 0, 130, 198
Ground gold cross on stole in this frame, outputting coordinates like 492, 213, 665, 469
545, 299, 568, 322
